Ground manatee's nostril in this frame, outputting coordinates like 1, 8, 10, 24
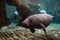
23, 23, 26, 26
21, 23, 26, 27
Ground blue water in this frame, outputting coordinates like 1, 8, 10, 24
49, 23, 60, 30
5, 0, 60, 30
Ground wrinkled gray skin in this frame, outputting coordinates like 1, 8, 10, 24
21, 14, 54, 38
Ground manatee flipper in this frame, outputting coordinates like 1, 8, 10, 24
30, 28, 35, 33
40, 23, 48, 38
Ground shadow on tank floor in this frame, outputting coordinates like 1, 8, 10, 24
0, 23, 60, 40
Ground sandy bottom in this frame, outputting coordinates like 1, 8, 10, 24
0, 23, 60, 40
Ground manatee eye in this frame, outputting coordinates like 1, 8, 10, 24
29, 19, 32, 23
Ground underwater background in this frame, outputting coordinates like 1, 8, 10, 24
6, 0, 60, 29
0, 0, 60, 40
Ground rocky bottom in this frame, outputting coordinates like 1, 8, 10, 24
0, 26, 60, 40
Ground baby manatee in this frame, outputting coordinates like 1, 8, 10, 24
21, 14, 54, 37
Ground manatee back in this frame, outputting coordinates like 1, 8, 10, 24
28, 14, 53, 27
38, 14, 53, 27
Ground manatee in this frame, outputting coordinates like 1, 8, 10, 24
21, 14, 54, 37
